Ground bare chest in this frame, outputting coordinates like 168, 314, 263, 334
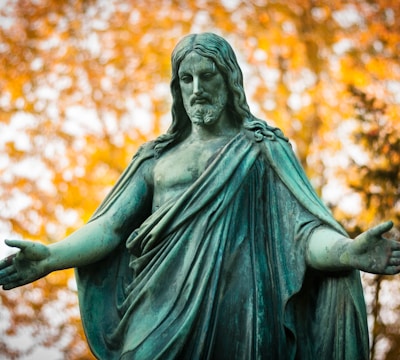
152, 139, 227, 210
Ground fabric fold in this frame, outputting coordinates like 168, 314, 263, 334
76, 131, 368, 360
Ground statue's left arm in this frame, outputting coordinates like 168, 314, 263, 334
306, 221, 400, 274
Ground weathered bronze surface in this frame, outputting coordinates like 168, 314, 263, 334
1, 33, 399, 359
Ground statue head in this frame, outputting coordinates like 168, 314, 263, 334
154, 33, 276, 154
154, 33, 252, 151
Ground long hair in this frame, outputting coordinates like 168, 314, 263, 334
154, 33, 282, 155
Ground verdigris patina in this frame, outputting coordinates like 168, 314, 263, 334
1, 33, 400, 360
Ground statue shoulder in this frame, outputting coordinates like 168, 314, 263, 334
243, 119, 289, 144
132, 140, 157, 161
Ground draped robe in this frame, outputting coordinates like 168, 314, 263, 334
75, 129, 369, 359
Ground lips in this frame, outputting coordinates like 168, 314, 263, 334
190, 96, 211, 106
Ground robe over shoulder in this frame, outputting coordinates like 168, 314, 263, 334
75, 129, 368, 360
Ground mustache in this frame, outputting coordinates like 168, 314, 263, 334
190, 94, 212, 106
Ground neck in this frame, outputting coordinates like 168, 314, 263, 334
188, 112, 239, 142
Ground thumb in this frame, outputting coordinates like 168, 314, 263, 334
4, 239, 28, 250
4, 239, 50, 261
366, 221, 394, 238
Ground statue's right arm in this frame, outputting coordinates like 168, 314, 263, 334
0, 158, 154, 290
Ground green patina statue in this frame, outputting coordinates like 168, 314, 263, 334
1, 33, 399, 359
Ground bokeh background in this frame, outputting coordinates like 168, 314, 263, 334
0, 0, 399, 358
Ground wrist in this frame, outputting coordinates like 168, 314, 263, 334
307, 228, 354, 271
338, 241, 353, 268
42, 245, 58, 273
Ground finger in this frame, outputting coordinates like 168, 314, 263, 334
0, 265, 16, 280
4, 239, 31, 250
5, 240, 49, 261
366, 221, 394, 237
2, 277, 26, 291
0, 254, 16, 270
385, 265, 400, 275
4, 239, 30, 251
0, 272, 21, 289
388, 257, 400, 266
391, 250, 400, 257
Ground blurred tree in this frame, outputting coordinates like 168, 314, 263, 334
338, 85, 400, 360
0, 0, 399, 358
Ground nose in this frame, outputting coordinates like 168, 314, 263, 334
193, 77, 203, 95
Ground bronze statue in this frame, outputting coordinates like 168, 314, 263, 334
1, 33, 399, 359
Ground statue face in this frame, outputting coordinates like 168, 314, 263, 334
178, 52, 228, 126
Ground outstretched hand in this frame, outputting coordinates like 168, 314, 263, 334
0, 240, 51, 290
342, 221, 400, 275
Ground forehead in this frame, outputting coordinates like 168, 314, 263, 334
178, 52, 216, 74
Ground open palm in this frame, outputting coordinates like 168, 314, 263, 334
0, 240, 51, 290
345, 221, 400, 275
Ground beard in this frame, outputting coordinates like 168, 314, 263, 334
184, 92, 228, 126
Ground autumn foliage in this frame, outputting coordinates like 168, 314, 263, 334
0, 0, 399, 358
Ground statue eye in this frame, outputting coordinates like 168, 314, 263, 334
180, 75, 192, 84
201, 72, 215, 80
